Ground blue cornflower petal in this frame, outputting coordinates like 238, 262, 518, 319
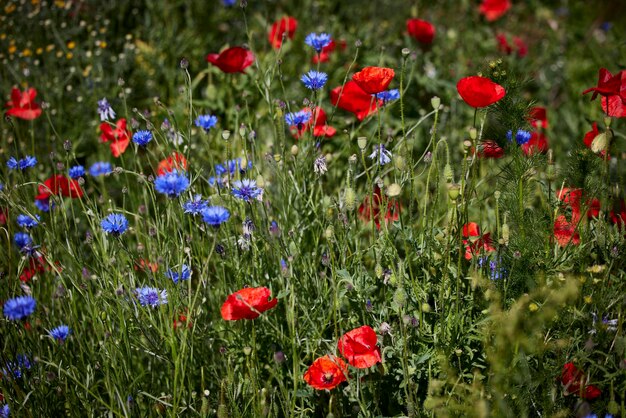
68, 165, 85, 179
305, 32, 332, 52
231, 179, 263, 202
194, 114, 218, 131
3, 296, 36, 321
201, 206, 230, 226
154, 170, 190, 198
301, 70, 328, 90
49, 324, 71, 343
132, 130, 153, 147
101, 213, 129, 236
135, 287, 168, 307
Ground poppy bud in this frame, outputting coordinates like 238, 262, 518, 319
393, 287, 407, 307
402, 48, 411, 57
290, 144, 299, 156
431, 96, 440, 110
463, 139, 472, 152
255, 174, 265, 188
243, 346, 252, 355
357, 136, 367, 150
590, 131, 611, 154
221, 130, 231, 141
387, 183, 401, 197
344, 187, 356, 210
546, 163, 556, 181
469, 127, 477, 140
502, 223, 510, 245
608, 400, 619, 415
447, 183, 460, 200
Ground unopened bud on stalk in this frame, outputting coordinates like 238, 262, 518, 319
239, 124, 246, 137
431, 96, 441, 110
494, 191, 501, 200
546, 163, 556, 181
324, 226, 334, 240
463, 140, 472, 152
421, 302, 431, 313
604, 116, 612, 128
469, 127, 477, 140
502, 223, 510, 246
290, 144, 299, 156
402, 48, 411, 57
387, 183, 401, 197
591, 131, 611, 154
357, 136, 367, 150
344, 187, 356, 210
273, 154, 281, 163
221, 130, 231, 141
394, 155, 406, 171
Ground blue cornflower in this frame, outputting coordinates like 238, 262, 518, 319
222, 0, 236, 5
97, 98, 116, 121
35, 198, 52, 212
375, 89, 400, 103
14, 232, 32, 249
135, 287, 168, 307
68, 165, 85, 179
301, 70, 328, 90
17, 214, 40, 229
0, 182, 3, 191
89, 161, 112, 177
195, 114, 218, 131
201, 206, 230, 226
231, 179, 263, 202
305, 32, 332, 52
506, 129, 532, 146
209, 158, 252, 187
3, 296, 36, 321
132, 130, 153, 147
7, 156, 37, 171
166, 264, 191, 284
284, 110, 311, 129
226, 158, 252, 174
368, 144, 392, 166
49, 324, 71, 343
0, 404, 8, 418
182, 195, 209, 215
154, 170, 190, 198
101, 213, 129, 236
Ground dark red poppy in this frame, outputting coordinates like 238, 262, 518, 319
554, 215, 580, 247
19, 255, 51, 283
583, 68, 624, 101
173, 310, 192, 329
407, 19, 435, 45
528, 106, 548, 129
221, 287, 278, 320
582, 122, 609, 158
0, 207, 7, 226
36, 174, 84, 201
513, 37, 528, 57
456, 76, 506, 108
479, 0, 511, 21
292, 107, 336, 139
330, 81, 381, 121
337, 325, 381, 369
311, 39, 346, 64
358, 186, 400, 230
521, 132, 548, 156
476, 140, 505, 158
100, 119, 131, 158
496, 33, 513, 55
268, 16, 298, 49
5, 87, 42, 120
496, 34, 527, 57
560, 362, 602, 400
206, 46, 255, 74
303, 355, 348, 390
462, 222, 495, 260
352, 67, 395, 95
157, 152, 188, 175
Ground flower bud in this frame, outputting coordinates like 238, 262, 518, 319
502, 223, 510, 246
591, 131, 611, 154
344, 187, 357, 210
447, 183, 460, 200
357, 136, 367, 150
402, 48, 411, 57
469, 127, 477, 140
221, 130, 231, 141
290, 144, 299, 156
421, 302, 431, 313
546, 163, 556, 181
387, 183, 401, 197
430, 96, 441, 110
393, 287, 407, 307
324, 226, 334, 240
375, 263, 383, 279
255, 174, 265, 188
443, 164, 454, 182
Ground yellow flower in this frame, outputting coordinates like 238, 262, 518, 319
66, 52, 73, 60
583, 295, 592, 304
8, 45, 17, 54
46, 44, 55, 52
528, 303, 539, 312
36, 47, 43, 55
22, 48, 32, 57
4, 4, 16, 14
67, 41, 76, 50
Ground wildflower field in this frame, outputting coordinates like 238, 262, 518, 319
1, 0, 626, 416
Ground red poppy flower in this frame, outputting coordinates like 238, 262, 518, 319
553, 215, 580, 247
221, 287, 278, 320
582, 68, 624, 101
528, 107, 548, 129
206, 46, 255, 74
337, 325, 381, 369
496, 33, 513, 55
5, 87, 42, 120
610, 199, 626, 229
479, 0, 511, 21
173, 310, 192, 329
475, 140, 505, 158
496, 34, 527, 57
407, 19, 435, 45
311, 39, 346, 64
268, 16, 298, 49
36, 174, 84, 201
513, 37, 528, 57
157, 152, 188, 175
303, 355, 348, 390
560, 362, 602, 400
352, 67, 395, 95
19, 255, 51, 283
330, 81, 381, 121
0, 207, 7, 226
601, 94, 626, 118
292, 107, 336, 139
100, 119, 131, 158
135, 259, 159, 273
456, 76, 506, 108
462, 222, 495, 260
358, 186, 401, 230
